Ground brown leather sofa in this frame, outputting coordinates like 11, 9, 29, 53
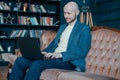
40, 27, 120, 80
5, 27, 119, 80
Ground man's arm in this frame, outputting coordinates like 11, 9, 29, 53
62, 25, 91, 61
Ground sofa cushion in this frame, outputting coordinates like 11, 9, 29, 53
40, 69, 70, 80
58, 71, 93, 80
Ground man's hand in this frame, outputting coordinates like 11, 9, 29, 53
51, 52, 62, 59
42, 52, 52, 59
41, 52, 62, 59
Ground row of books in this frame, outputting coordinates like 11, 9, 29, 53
0, 13, 59, 26
18, 16, 39, 25
0, 14, 39, 25
30, 4, 56, 13
1, 29, 58, 39
0, 30, 42, 38
0, 1, 57, 13
30, 4, 47, 13
0, 1, 30, 12
0, 1, 28, 11
0, 1, 10, 10
18, 16, 56, 26
10, 30, 28, 38
40, 17, 53, 26
10, 30, 43, 38
0, 13, 56, 26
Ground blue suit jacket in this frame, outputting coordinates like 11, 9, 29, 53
44, 21, 91, 72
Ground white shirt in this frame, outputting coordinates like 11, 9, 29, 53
54, 20, 77, 53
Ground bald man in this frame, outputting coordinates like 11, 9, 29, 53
9, 1, 91, 80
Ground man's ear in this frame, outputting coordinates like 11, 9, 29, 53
76, 10, 80, 16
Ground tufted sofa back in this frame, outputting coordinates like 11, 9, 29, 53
86, 28, 120, 79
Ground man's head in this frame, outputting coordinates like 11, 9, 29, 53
64, 1, 79, 24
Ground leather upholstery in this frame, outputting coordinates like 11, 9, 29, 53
86, 28, 120, 79
40, 27, 120, 80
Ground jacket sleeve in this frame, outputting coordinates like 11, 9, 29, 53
62, 25, 91, 62
43, 24, 67, 52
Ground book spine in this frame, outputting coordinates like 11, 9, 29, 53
0, 44, 4, 52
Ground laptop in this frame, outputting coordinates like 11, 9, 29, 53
16, 37, 44, 60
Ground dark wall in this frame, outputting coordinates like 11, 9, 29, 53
60, 0, 120, 29
90, 0, 120, 29
60, 0, 70, 25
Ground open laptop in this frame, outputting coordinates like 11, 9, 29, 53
16, 37, 44, 60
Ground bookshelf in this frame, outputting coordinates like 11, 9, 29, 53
0, 0, 60, 54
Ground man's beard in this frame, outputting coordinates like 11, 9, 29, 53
66, 18, 76, 24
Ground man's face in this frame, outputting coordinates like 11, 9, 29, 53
64, 7, 77, 24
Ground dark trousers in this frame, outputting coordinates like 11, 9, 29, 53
9, 57, 75, 80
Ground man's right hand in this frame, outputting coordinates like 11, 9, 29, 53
42, 52, 53, 59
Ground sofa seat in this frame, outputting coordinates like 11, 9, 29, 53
41, 69, 117, 80
40, 27, 120, 80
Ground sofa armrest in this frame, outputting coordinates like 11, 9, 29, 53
40, 69, 92, 80
40, 69, 69, 80
0, 61, 9, 80
40, 69, 118, 80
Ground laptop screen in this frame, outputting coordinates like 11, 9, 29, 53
16, 37, 43, 60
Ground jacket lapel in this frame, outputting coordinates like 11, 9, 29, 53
67, 22, 84, 49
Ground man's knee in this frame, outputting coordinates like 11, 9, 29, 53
31, 60, 44, 68
15, 57, 23, 63
15, 57, 28, 66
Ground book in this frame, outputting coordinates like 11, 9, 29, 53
0, 13, 4, 24
45, 17, 53, 26
30, 30, 36, 37
16, 30, 23, 37
29, 17, 39, 25
30, 4, 37, 12
10, 30, 19, 38
40, 5, 47, 13
35, 5, 42, 12
21, 30, 28, 37
0, 4, 3, 10
0, 44, 4, 52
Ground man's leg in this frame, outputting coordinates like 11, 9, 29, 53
24, 58, 75, 80
9, 57, 34, 80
